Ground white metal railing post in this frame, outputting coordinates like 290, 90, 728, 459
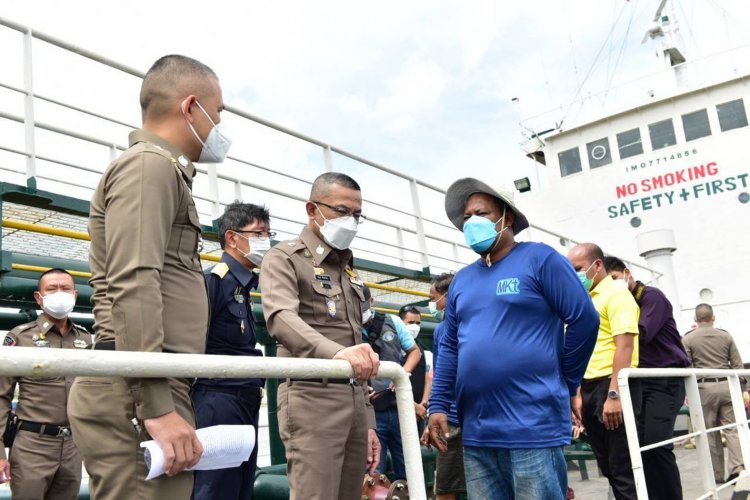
109, 145, 118, 162
727, 374, 750, 468
22, 28, 36, 189
323, 145, 333, 172
683, 373, 718, 497
452, 243, 460, 271
233, 180, 243, 201
409, 180, 429, 269
618, 368, 649, 498
207, 163, 221, 219
396, 227, 405, 266
0, 347, 427, 499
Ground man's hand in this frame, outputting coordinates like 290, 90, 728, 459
428, 413, 450, 453
0, 458, 9, 484
415, 402, 427, 421
420, 426, 432, 450
143, 411, 203, 476
367, 429, 381, 474
334, 344, 380, 383
602, 397, 623, 430
570, 391, 583, 424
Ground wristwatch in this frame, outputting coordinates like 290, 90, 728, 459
607, 390, 620, 400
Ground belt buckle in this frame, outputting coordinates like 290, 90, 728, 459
56, 426, 71, 438
348, 378, 358, 386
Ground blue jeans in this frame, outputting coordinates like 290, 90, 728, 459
463, 446, 567, 500
374, 407, 406, 480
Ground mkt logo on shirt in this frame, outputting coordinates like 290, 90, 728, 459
496, 277, 520, 295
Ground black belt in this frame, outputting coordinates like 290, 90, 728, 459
698, 377, 724, 383
287, 378, 359, 386
18, 421, 72, 438
193, 385, 264, 399
87, 341, 115, 351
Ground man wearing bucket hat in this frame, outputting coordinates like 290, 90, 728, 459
427, 178, 600, 499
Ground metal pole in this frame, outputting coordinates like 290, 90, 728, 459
684, 373, 718, 497
22, 28, 36, 190
409, 179, 429, 270
618, 369, 649, 499
323, 145, 333, 172
0, 348, 427, 499
109, 145, 118, 162
727, 374, 750, 469
396, 228, 405, 267
234, 180, 243, 202
207, 163, 221, 218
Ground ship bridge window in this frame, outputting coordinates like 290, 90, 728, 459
682, 109, 711, 141
717, 98, 748, 132
558, 147, 582, 177
648, 119, 677, 150
616, 128, 643, 159
586, 137, 612, 169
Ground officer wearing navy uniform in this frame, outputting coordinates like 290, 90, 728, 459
193, 202, 272, 500
0, 268, 91, 500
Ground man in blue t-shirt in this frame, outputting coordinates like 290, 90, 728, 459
428, 178, 600, 500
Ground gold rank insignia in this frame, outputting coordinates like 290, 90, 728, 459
211, 262, 230, 279
304, 249, 312, 258
313, 267, 326, 276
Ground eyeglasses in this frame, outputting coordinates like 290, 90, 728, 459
233, 230, 277, 239
312, 200, 366, 224
400, 305, 421, 315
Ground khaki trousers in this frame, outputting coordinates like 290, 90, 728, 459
699, 381, 745, 482
279, 381, 369, 500
67, 376, 195, 500
9, 431, 82, 500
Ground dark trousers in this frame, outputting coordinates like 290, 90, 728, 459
192, 387, 262, 500
581, 378, 642, 500
639, 377, 685, 500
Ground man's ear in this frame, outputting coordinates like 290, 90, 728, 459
305, 201, 318, 220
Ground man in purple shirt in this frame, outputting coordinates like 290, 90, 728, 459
605, 257, 690, 500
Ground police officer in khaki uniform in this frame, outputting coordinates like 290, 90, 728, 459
0, 268, 91, 499
67, 55, 230, 500
260, 172, 381, 500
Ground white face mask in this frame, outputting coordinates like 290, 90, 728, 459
315, 206, 359, 250
362, 308, 373, 325
405, 323, 420, 339
41, 291, 76, 319
237, 234, 271, 266
186, 101, 232, 163
613, 278, 630, 290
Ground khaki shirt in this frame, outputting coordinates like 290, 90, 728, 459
88, 129, 209, 419
0, 314, 91, 459
683, 325, 744, 370
260, 226, 375, 427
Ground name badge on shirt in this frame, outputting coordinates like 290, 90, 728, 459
326, 298, 337, 317
73, 339, 88, 349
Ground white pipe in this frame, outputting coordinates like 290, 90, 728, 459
0, 347, 427, 499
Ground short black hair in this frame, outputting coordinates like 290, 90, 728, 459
432, 273, 454, 295
218, 202, 271, 249
310, 172, 361, 199
140, 55, 217, 119
695, 303, 714, 322
603, 256, 626, 273
398, 305, 421, 320
38, 268, 74, 288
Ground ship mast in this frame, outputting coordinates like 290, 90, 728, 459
642, 0, 688, 87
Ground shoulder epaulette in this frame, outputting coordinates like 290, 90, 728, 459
275, 239, 305, 256
211, 262, 230, 279
9, 321, 37, 336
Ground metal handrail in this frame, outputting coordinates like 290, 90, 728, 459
0, 347, 427, 499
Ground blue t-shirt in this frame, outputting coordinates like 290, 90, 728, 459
430, 242, 599, 448
432, 322, 459, 426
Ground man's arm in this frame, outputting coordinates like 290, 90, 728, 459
103, 152, 181, 419
728, 337, 744, 370
0, 373, 17, 473
603, 333, 636, 430
637, 287, 672, 345
539, 250, 600, 395
391, 315, 421, 374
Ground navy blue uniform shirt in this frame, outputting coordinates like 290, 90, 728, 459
195, 252, 264, 388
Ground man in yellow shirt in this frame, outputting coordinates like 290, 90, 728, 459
568, 243, 640, 500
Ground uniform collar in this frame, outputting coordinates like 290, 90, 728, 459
128, 129, 196, 181
590, 274, 614, 297
299, 225, 353, 266
36, 312, 78, 336
221, 252, 256, 288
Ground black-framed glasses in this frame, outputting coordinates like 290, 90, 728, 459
399, 305, 421, 315
311, 200, 366, 224
233, 230, 277, 239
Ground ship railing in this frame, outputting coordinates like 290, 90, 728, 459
619, 367, 750, 499
0, 15, 661, 277
0, 347, 428, 500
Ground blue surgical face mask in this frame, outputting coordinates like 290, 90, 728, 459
462, 206, 507, 253
577, 261, 597, 291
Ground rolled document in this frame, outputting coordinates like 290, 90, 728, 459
141, 425, 255, 480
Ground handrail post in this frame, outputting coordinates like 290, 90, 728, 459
323, 145, 333, 172
684, 373, 718, 497
23, 28, 36, 190
409, 179, 429, 270
618, 368, 649, 499
727, 373, 750, 469
207, 163, 221, 219
396, 227, 406, 267
393, 368, 426, 499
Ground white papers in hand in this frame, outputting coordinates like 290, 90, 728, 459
141, 425, 255, 480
